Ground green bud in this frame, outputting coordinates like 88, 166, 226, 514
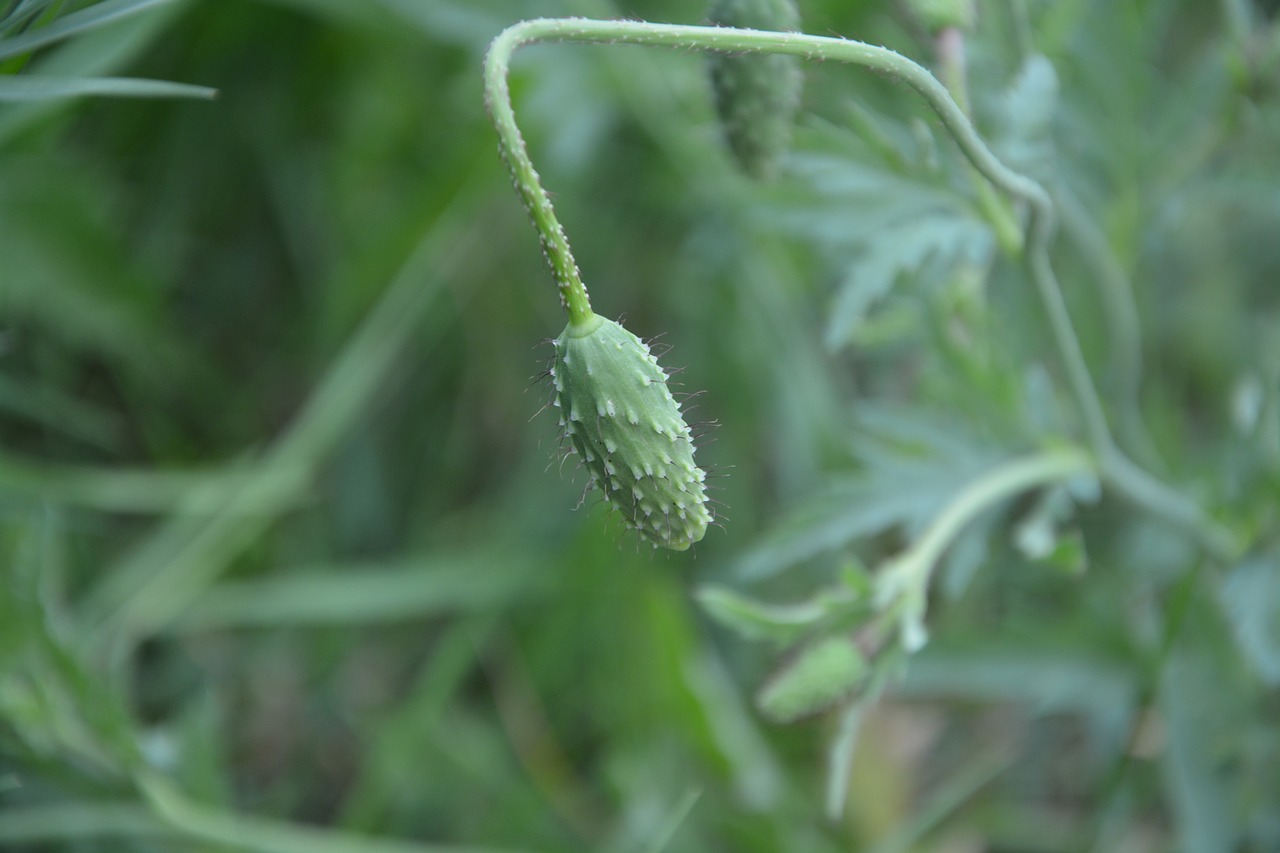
908, 0, 976, 33
757, 635, 868, 723
552, 313, 712, 551
707, 0, 803, 180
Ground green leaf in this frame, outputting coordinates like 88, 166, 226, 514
0, 0, 175, 61
0, 803, 173, 845
0, 0, 187, 145
0, 372, 124, 451
774, 123, 994, 350
826, 213, 992, 350
1159, 655, 1242, 853
989, 54, 1059, 179
0, 0, 56, 35
1219, 554, 1280, 685
938, 508, 996, 599
736, 405, 1006, 581
0, 512, 141, 775
173, 550, 548, 631
900, 651, 1137, 751
696, 586, 825, 644
0, 74, 216, 100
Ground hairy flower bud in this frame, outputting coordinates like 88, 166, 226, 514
552, 313, 711, 551
707, 0, 803, 179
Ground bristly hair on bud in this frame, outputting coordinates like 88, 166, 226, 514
707, 0, 803, 180
550, 312, 712, 551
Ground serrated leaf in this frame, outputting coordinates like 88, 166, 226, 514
990, 53, 1059, 178
770, 122, 995, 350
736, 406, 1007, 581
826, 213, 993, 349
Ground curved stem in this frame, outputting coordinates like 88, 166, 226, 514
483, 17, 1240, 561
484, 25, 594, 326
485, 18, 1050, 221
1054, 184, 1158, 461
908, 448, 1093, 576
484, 19, 1084, 407
877, 447, 1095, 651
934, 24, 1024, 255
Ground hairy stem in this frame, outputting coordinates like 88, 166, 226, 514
484, 25, 593, 326
483, 16, 1240, 561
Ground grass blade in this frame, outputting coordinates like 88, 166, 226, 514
0, 74, 216, 100
0, 0, 175, 61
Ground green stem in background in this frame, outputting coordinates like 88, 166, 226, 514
483, 17, 1240, 562
875, 447, 1094, 651
933, 24, 1023, 256
1054, 183, 1165, 470
1080, 561, 1205, 853
1008, 0, 1035, 60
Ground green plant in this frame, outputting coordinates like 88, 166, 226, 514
484, 7, 1273, 832
0, 0, 215, 104
4, 2, 1279, 851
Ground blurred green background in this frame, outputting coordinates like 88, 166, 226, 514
2, 0, 1280, 851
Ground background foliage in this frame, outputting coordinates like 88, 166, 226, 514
2, 0, 1279, 851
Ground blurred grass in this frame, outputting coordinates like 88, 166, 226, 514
2, 0, 1280, 852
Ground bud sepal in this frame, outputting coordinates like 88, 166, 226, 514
552, 313, 712, 551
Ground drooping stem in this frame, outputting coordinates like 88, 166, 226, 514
483, 17, 1239, 561
933, 25, 1024, 254
484, 25, 594, 326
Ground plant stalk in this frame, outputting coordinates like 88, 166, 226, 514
482, 16, 1240, 562
875, 447, 1094, 651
